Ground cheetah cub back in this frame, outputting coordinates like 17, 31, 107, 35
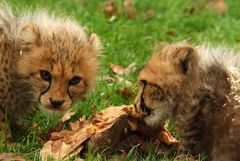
0, 5, 101, 131
134, 43, 240, 161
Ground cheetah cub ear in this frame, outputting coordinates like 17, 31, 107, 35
78, 33, 101, 58
172, 45, 199, 75
88, 33, 101, 55
17, 22, 40, 48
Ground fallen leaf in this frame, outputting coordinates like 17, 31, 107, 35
104, 0, 118, 19
69, 121, 81, 131
184, 6, 197, 15
74, 157, 84, 161
0, 153, 25, 161
166, 30, 177, 37
157, 127, 180, 145
123, 0, 136, 19
116, 76, 133, 86
61, 109, 76, 122
40, 124, 95, 161
102, 76, 115, 83
109, 63, 125, 75
124, 62, 136, 75
143, 9, 155, 20
207, 0, 228, 14
109, 15, 117, 22
40, 105, 179, 159
109, 62, 136, 75
118, 87, 134, 99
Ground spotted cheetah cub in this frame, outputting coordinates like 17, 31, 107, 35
134, 43, 240, 161
0, 5, 101, 131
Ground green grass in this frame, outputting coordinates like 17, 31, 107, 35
1, 0, 240, 160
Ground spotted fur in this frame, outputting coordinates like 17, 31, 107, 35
0, 4, 101, 131
135, 43, 240, 160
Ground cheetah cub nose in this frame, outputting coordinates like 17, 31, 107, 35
49, 98, 65, 108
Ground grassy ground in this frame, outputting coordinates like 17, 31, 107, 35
1, 0, 240, 160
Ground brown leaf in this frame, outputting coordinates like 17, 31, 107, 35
104, 0, 118, 19
69, 121, 81, 131
166, 30, 177, 37
102, 76, 115, 83
143, 9, 155, 20
61, 109, 76, 122
109, 62, 136, 75
74, 157, 84, 161
124, 62, 136, 74
123, 0, 136, 19
118, 87, 134, 99
109, 63, 125, 75
40, 105, 178, 159
207, 0, 228, 14
157, 127, 180, 145
184, 7, 197, 15
51, 139, 63, 153
0, 153, 25, 161
50, 130, 69, 141
40, 124, 95, 161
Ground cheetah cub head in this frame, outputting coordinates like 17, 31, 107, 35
16, 19, 101, 114
134, 44, 198, 128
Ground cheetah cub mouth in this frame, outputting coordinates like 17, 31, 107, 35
134, 80, 172, 129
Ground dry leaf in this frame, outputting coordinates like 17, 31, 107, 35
143, 9, 155, 20
166, 30, 177, 37
74, 158, 84, 161
40, 124, 95, 161
184, 7, 197, 15
207, 0, 228, 14
104, 0, 118, 19
123, 0, 136, 19
116, 75, 133, 86
61, 109, 76, 122
40, 105, 179, 160
0, 153, 25, 161
109, 63, 125, 75
109, 62, 136, 75
102, 76, 115, 83
158, 127, 180, 145
118, 87, 134, 99
103, 75, 132, 86
125, 62, 136, 75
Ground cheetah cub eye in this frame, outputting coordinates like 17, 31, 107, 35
40, 70, 51, 82
69, 76, 81, 85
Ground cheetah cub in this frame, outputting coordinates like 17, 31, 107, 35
0, 6, 101, 131
134, 43, 240, 161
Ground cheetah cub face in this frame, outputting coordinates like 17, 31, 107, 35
134, 45, 198, 128
16, 22, 100, 114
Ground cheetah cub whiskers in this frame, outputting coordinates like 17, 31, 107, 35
0, 5, 101, 131
135, 43, 240, 161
